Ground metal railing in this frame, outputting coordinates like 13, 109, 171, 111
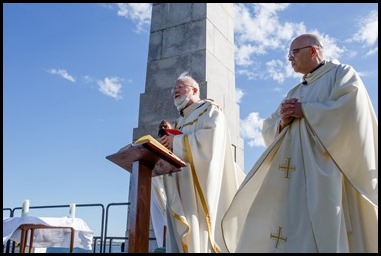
3, 202, 158, 253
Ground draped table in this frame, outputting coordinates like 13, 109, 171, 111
3, 216, 93, 252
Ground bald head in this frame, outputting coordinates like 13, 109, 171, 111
289, 33, 325, 74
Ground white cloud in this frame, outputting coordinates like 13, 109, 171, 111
365, 47, 378, 57
357, 70, 374, 78
240, 112, 266, 147
351, 10, 378, 47
115, 3, 152, 33
234, 3, 291, 46
47, 68, 76, 82
97, 76, 123, 99
235, 88, 244, 103
82, 75, 93, 84
233, 4, 354, 84
235, 44, 257, 66
236, 69, 260, 80
314, 32, 345, 61
233, 3, 307, 83
266, 59, 287, 83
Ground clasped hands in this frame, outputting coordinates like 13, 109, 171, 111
279, 98, 303, 130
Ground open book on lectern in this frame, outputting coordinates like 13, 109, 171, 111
118, 135, 171, 154
106, 135, 186, 176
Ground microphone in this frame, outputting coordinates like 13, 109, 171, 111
302, 80, 307, 85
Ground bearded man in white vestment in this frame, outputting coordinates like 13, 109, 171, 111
221, 33, 378, 253
158, 72, 245, 253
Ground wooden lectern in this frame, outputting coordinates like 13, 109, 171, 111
106, 136, 186, 253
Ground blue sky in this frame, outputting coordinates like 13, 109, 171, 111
3, 3, 378, 238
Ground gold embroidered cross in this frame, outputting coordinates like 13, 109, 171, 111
270, 226, 287, 249
278, 157, 295, 178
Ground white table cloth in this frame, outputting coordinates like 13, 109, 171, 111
3, 216, 93, 250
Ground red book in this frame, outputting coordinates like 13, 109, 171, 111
166, 129, 183, 135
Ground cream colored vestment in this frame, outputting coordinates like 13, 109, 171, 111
222, 60, 378, 253
160, 99, 245, 253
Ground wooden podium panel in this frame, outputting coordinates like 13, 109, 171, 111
106, 138, 186, 252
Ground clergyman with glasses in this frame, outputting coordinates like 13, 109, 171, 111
221, 33, 378, 253
158, 72, 245, 253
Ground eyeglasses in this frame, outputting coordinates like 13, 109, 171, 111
288, 45, 314, 58
171, 85, 193, 94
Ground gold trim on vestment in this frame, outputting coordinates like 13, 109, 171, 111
184, 134, 221, 253
169, 208, 190, 253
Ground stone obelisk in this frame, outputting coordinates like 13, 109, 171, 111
128, 3, 244, 251
133, 3, 243, 168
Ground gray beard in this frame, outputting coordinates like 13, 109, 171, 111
174, 95, 190, 111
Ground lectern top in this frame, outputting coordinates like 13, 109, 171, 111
106, 135, 186, 177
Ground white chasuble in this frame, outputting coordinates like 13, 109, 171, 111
222, 60, 378, 253
163, 99, 245, 253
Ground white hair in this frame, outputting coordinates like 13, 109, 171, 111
176, 71, 199, 89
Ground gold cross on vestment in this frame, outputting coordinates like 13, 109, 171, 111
278, 157, 295, 178
270, 226, 287, 249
